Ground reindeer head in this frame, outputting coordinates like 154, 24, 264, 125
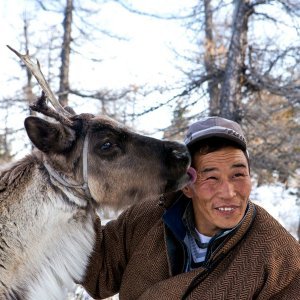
8, 46, 196, 209
24, 108, 193, 208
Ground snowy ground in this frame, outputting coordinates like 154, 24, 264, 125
251, 184, 299, 239
67, 183, 299, 299
67, 286, 118, 300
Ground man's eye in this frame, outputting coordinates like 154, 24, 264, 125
207, 176, 217, 181
100, 142, 112, 151
234, 173, 245, 178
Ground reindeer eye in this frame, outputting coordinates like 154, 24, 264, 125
100, 142, 112, 151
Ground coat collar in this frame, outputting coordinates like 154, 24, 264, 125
162, 192, 189, 241
161, 191, 257, 276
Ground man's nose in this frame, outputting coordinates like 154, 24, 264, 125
219, 180, 236, 199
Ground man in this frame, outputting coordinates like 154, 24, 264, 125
82, 116, 300, 299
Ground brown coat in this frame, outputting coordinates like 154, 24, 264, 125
82, 195, 300, 300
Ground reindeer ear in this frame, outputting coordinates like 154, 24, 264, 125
24, 116, 76, 154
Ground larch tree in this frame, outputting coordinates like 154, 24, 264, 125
3, 0, 143, 146
177, 0, 300, 239
58, 0, 73, 107
166, 0, 300, 184
113, 0, 300, 240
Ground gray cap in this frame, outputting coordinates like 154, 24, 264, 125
184, 116, 247, 150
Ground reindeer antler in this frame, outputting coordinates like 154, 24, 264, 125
7, 45, 74, 126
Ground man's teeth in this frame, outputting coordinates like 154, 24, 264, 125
217, 207, 234, 211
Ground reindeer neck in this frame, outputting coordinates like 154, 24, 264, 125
42, 135, 95, 208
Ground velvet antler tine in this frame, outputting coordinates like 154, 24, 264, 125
7, 45, 73, 123
29, 91, 74, 127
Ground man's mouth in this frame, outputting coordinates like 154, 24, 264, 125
217, 207, 234, 211
215, 206, 239, 212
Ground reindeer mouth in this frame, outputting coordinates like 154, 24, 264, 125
164, 166, 197, 193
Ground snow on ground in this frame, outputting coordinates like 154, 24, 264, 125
251, 184, 299, 240
67, 285, 119, 300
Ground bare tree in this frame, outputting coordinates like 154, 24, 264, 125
0, 102, 13, 164
58, 0, 73, 107
219, 0, 253, 121
113, 1, 300, 241
23, 14, 36, 111
204, 0, 220, 116
167, 0, 300, 182
4, 0, 144, 132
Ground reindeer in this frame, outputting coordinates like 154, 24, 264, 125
0, 47, 196, 300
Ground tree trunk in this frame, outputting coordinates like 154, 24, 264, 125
23, 16, 35, 114
58, 0, 73, 107
204, 0, 220, 116
219, 0, 253, 121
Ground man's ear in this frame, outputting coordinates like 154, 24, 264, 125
182, 185, 193, 198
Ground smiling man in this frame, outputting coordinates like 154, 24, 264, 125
183, 145, 251, 236
82, 116, 300, 300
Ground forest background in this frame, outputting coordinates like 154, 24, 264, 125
0, 1, 299, 297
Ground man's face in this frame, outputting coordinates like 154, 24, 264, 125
182, 146, 251, 236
